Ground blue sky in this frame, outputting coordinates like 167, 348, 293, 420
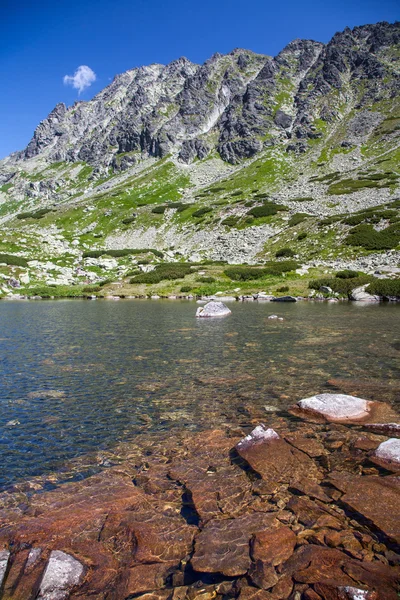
0, 0, 398, 158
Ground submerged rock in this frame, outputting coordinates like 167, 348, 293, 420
195, 301, 231, 318
374, 438, 400, 467
236, 424, 279, 450
290, 392, 399, 424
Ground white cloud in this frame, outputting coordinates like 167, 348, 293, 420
63, 65, 96, 94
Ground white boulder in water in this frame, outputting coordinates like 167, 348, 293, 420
195, 301, 231, 318
375, 438, 400, 464
297, 393, 370, 421
237, 424, 280, 450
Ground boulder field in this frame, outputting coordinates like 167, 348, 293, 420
0, 395, 399, 599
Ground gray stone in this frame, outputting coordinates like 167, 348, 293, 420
350, 285, 380, 302
196, 301, 231, 318
0, 550, 10, 587
271, 296, 297, 302
38, 550, 84, 600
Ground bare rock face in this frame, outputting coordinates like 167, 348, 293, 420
290, 393, 399, 424
195, 301, 232, 318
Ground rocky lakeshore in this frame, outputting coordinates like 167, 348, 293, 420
0, 392, 399, 600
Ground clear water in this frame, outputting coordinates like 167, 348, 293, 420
0, 299, 399, 490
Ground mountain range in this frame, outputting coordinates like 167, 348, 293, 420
0, 21, 399, 296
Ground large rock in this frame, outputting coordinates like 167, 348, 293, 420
330, 473, 400, 545
190, 512, 277, 576
235, 425, 322, 491
271, 296, 297, 302
371, 438, 400, 471
349, 285, 380, 302
38, 550, 84, 600
195, 301, 232, 318
290, 393, 399, 424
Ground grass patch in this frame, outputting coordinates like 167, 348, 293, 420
247, 201, 287, 218
0, 253, 29, 267
275, 248, 295, 258
17, 208, 53, 220
83, 248, 164, 259
192, 207, 212, 218
224, 261, 299, 281
288, 213, 309, 227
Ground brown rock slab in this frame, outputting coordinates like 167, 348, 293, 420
285, 435, 327, 458
287, 496, 345, 530
125, 561, 177, 595
236, 435, 322, 492
169, 459, 252, 523
251, 526, 296, 567
238, 587, 275, 600
329, 474, 400, 544
191, 512, 277, 576
363, 423, 400, 438
282, 545, 400, 598
289, 479, 332, 503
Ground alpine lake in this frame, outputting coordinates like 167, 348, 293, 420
0, 299, 399, 492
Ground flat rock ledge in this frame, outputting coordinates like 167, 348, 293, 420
0, 401, 399, 599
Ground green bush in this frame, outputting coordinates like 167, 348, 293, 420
177, 203, 194, 212
336, 270, 359, 279
224, 260, 298, 281
130, 263, 194, 284
308, 275, 373, 295
318, 216, 343, 226
222, 216, 239, 227
83, 248, 163, 259
151, 205, 167, 214
297, 232, 307, 240
180, 285, 192, 293
247, 201, 286, 219
275, 248, 295, 258
368, 279, 400, 298
196, 276, 215, 283
288, 213, 309, 227
16, 208, 53, 220
277, 285, 289, 292
345, 223, 400, 250
122, 215, 136, 224
0, 253, 28, 267
192, 207, 212, 218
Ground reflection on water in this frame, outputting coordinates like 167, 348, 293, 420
0, 300, 399, 489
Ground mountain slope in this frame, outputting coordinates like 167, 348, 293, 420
0, 21, 399, 296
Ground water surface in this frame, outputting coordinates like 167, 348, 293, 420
0, 300, 399, 490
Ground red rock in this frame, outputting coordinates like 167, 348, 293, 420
288, 479, 332, 503
125, 562, 177, 595
191, 513, 277, 576
330, 474, 400, 544
169, 459, 252, 523
251, 526, 296, 567
236, 436, 322, 492
248, 561, 279, 590
238, 586, 275, 600
287, 496, 345, 530
352, 438, 381, 452
286, 435, 327, 458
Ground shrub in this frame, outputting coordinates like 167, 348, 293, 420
345, 223, 400, 250
222, 216, 239, 227
166, 202, 184, 209
368, 279, 400, 298
277, 285, 289, 292
196, 276, 215, 283
130, 263, 194, 284
336, 270, 359, 279
83, 248, 163, 259
180, 286, 192, 293
0, 253, 28, 267
318, 216, 343, 226
288, 213, 309, 227
122, 215, 136, 224
16, 208, 53, 220
224, 261, 298, 281
231, 191, 242, 197
247, 202, 286, 219
275, 248, 295, 258
308, 275, 373, 295
151, 205, 166, 214
192, 207, 212, 218
297, 232, 307, 240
